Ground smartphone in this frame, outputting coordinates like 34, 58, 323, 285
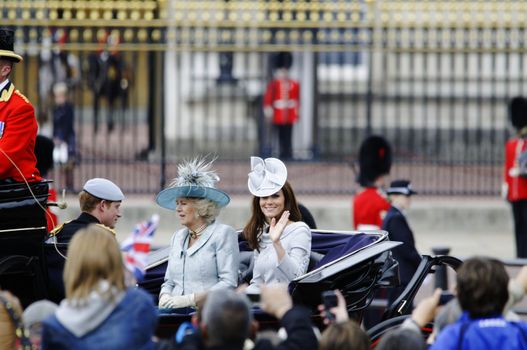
246, 292, 260, 304
322, 290, 338, 322
438, 291, 455, 306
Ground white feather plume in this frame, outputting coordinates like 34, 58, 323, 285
169, 157, 220, 189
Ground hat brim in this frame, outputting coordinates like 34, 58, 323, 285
156, 186, 230, 210
0, 50, 23, 63
248, 180, 284, 197
387, 189, 417, 196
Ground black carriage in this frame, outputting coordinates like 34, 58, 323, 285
0, 181, 463, 344
0, 181, 51, 308
140, 229, 406, 336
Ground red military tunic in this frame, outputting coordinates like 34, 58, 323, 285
263, 78, 300, 125
504, 137, 527, 201
353, 187, 390, 230
0, 81, 41, 182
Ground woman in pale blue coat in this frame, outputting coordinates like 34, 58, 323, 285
244, 157, 311, 293
156, 158, 239, 309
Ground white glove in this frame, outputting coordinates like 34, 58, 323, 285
159, 293, 196, 309
501, 183, 509, 200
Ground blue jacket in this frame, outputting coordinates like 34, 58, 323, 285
431, 313, 527, 350
42, 288, 158, 350
160, 221, 239, 297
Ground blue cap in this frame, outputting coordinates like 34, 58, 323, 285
386, 180, 417, 196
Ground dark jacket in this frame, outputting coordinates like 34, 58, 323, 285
53, 101, 76, 156
47, 212, 101, 303
54, 212, 101, 244
158, 306, 318, 350
253, 306, 318, 350
382, 206, 421, 286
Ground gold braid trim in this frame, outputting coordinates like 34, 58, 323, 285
95, 223, 117, 236
49, 221, 71, 237
0, 84, 14, 102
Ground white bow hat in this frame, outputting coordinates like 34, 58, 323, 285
248, 157, 287, 197
156, 157, 230, 210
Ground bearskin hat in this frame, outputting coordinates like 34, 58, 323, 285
509, 96, 527, 130
34, 135, 54, 176
357, 135, 392, 187
273, 51, 293, 69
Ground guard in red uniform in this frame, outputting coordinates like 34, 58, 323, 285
263, 52, 300, 159
353, 135, 392, 230
0, 28, 41, 183
504, 97, 527, 258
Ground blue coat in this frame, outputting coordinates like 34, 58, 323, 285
431, 313, 527, 350
42, 288, 157, 350
382, 206, 421, 286
160, 221, 239, 297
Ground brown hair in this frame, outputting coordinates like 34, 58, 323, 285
320, 320, 370, 350
79, 191, 102, 212
456, 257, 509, 319
0, 291, 23, 350
64, 225, 126, 300
243, 181, 302, 251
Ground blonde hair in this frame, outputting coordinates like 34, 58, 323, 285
64, 225, 126, 300
53, 82, 68, 96
320, 320, 370, 350
0, 291, 23, 350
189, 198, 221, 225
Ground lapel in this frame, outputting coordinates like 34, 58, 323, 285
0, 82, 14, 103
186, 222, 216, 257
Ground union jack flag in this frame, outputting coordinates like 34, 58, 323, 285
121, 214, 159, 281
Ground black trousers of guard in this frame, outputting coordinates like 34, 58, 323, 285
512, 200, 527, 258
274, 124, 293, 160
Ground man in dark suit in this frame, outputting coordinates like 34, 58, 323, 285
50, 177, 124, 243
46, 178, 124, 303
382, 179, 422, 308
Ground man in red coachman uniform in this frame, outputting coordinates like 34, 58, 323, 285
263, 52, 300, 160
0, 28, 41, 183
353, 135, 392, 231
504, 97, 527, 258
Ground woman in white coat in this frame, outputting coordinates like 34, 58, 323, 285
243, 157, 311, 293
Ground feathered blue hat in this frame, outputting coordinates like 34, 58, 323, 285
156, 157, 230, 210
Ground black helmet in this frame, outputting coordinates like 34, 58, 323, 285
509, 96, 527, 130
357, 135, 392, 187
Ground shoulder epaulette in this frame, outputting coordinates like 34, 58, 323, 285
14, 90, 30, 104
0, 84, 14, 102
49, 220, 72, 237
95, 223, 117, 237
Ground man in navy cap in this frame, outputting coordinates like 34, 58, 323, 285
382, 179, 422, 308
50, 178, 124, 243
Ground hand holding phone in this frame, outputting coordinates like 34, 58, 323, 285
322, 290, 338, 322
438, 291, 455, 306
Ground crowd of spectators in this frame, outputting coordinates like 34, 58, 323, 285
2, 255, 527, 350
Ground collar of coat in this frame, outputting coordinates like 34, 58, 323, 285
0, 82, 14, 102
